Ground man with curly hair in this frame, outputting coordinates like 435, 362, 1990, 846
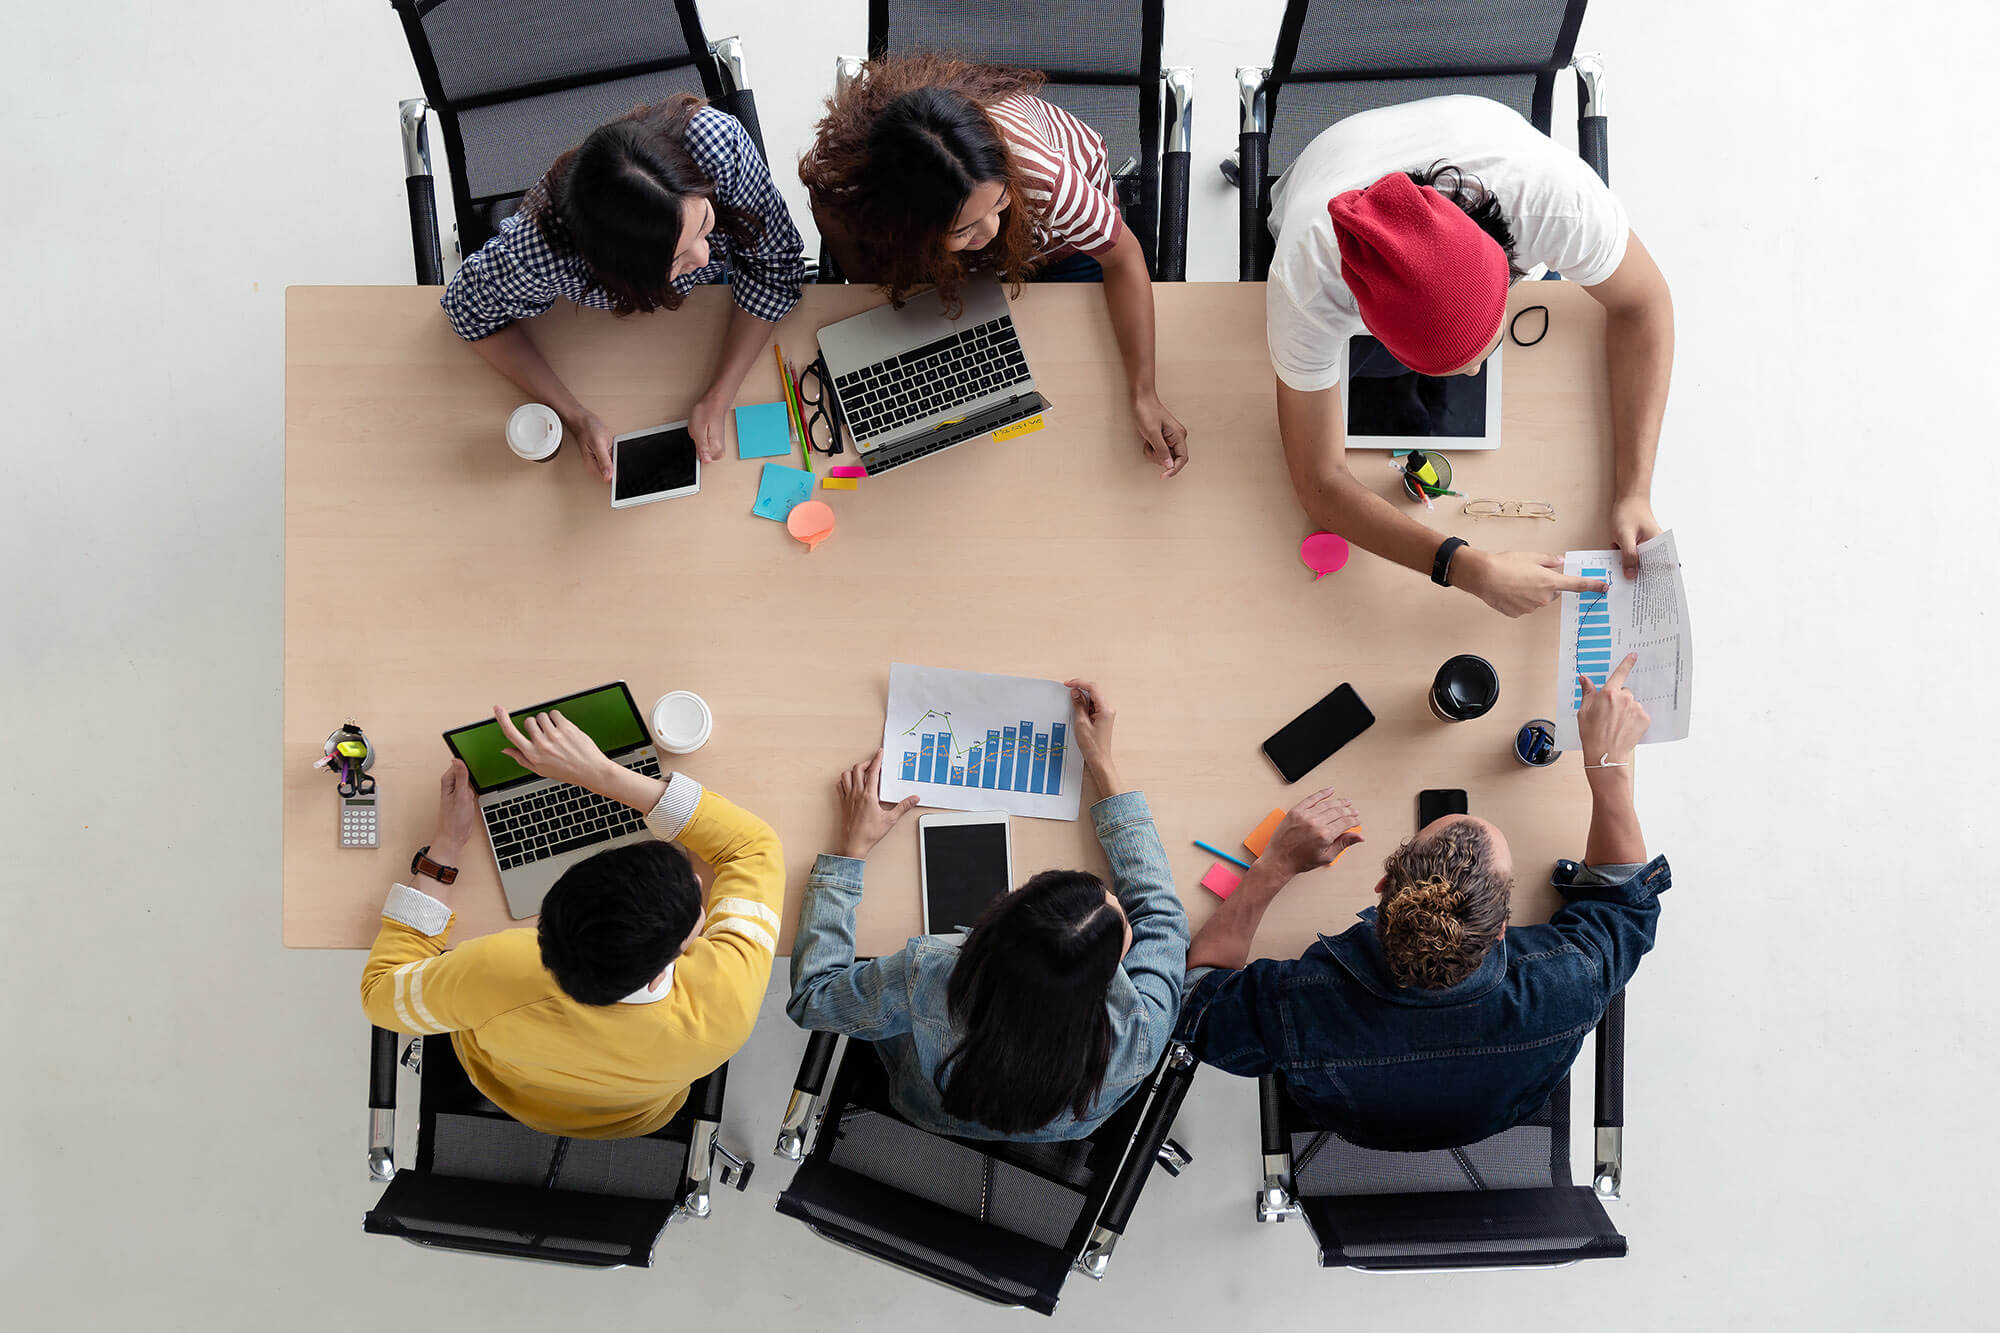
1178, 654, 1669, 1150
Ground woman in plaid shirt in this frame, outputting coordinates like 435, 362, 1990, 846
442, 95, 804, 478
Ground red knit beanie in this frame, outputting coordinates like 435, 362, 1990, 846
1328, 172, 1509, 376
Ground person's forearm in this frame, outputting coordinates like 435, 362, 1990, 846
1100, 253, 1159, 397
1276, 381, 1458, 578
1085, 757, 1128, 801
469, 325, 588, 424
591, 763, 667, 814
1604, 298, 1673, 503
701, 303, 779, 409
1583, 767, 1647, 866
1185, 858, 1293, 972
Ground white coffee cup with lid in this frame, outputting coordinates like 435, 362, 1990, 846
506, 403, 563, 462
651, 691, 713, 754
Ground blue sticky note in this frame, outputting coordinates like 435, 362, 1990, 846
735, 401, 795, 460
752, 463, 814, 522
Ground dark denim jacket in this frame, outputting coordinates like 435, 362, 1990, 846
787, 792, 1189, 1142
1180, 856, 1669, 1152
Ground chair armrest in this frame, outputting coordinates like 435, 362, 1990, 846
709, 36, 767, 162
368, 1026, 399, 1182
1076, 1042, 1197, 1278
1573, 53, 1610, 185
1593, 988, 1625, 1198
399, 99, 444, 286
1254, 1072, 1300, 1222
775, 1030, 840, 1160
1234, 68, 1271, 281
1156, 67, 1193, 282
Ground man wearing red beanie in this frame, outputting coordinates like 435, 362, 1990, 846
1266, 96, 1675, 612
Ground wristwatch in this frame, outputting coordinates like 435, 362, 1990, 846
410, 844, 460, 885
1431, 536, 1469, 588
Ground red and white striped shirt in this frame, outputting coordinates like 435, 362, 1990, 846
985, 93, 1124, 261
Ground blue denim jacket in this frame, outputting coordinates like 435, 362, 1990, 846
1181, 856, 1669, 1152
787, 792, 1190, 1142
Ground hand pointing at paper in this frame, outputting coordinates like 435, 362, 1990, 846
1450, 549, 1609, 618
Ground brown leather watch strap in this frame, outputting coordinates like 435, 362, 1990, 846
410, 844, 459, 886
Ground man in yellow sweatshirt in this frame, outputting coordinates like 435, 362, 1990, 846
361, 706, 783, 1138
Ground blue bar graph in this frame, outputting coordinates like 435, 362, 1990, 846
967, 744, 982, 785
983, 731, 1001, 787
1014, 720, 1033, 791
1030, 733, 1049, 793
901, 751, 917, 781
896, 712, 1077, 796
998, 727, 1016, 788
919, 733, 937, 784
1573, 568, 1612, 709
1047, 724, 1065, 796
950, 765, 965, 786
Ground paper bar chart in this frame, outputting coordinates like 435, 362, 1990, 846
881, 664, 1085, 821
898, 720, 1068, 795
1571, 568, 1612, 710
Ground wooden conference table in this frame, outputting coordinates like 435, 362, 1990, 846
284, 281, 1615, 954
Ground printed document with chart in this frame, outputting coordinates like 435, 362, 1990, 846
1554, 530, 1693, 750
879, 663, 1085, 821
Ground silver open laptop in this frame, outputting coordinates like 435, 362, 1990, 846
442, 681, 661, 919
819, 274, 1049, 475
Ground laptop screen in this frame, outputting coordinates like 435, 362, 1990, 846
445, 682, 649, 793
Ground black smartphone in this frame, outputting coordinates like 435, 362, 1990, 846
1418, 788, 1469, 827
1261, 683, 1376, 784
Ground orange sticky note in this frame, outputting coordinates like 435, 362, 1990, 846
1326, 827, 1362, 866
1201, 863, 1242, 899
1243, 809, 1287, 859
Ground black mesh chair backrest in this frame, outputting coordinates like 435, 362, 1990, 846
775, 1041, 1148, 1314
870, 0, 1166, 270
393, 0, 723, 253
363, 1035, 691, 1267
1265, 0, 1589, 176
1275, 1072, 1625, 1269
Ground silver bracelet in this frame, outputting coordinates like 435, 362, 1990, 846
1582, 753, 1629, 771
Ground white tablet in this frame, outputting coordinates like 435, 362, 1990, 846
611, 421, 701, 508
1338, 334, 1502, 451
918, 810, 1013, 936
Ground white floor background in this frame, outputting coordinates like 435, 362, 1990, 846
5, 1, 1997, 1326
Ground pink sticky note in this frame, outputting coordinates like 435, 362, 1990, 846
1300, 531, 1350, 579
829, 466, 868, 479
1201, 863, 1243, 900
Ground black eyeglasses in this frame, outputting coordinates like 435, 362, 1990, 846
795, 354, 846, 456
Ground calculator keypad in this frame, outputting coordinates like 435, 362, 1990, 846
340, 800, 379, 849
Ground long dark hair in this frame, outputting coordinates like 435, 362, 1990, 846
531, 94, 762, 314
935, 870, 1125, 1134
800, 54, 1043, 308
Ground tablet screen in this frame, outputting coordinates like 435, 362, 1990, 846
1345, 335, 1489, 438
923, 822, 1011, 935
614, 425, 698, 503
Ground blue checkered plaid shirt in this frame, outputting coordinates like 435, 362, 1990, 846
441, 107, 804, 340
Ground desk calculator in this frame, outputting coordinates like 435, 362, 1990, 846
339, 794, 380, 849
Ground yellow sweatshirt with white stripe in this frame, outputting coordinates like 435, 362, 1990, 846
360, 774, 783, 1139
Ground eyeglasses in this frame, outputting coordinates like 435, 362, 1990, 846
1462, 499, 1556, 520
795, 354, 846, 457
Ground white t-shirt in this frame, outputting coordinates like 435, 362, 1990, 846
1266, 95, 1631, 392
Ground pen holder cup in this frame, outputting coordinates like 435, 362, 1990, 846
1401, 452, 1453, 501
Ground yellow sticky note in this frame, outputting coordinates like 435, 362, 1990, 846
820, 476, 859, 490
992, 414, 1045, 442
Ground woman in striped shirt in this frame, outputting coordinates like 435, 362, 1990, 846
802, 56, 1188, 477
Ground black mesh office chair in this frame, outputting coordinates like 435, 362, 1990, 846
391, 0, 769, 285
1227, 0, 1607, 280
818, 0, 1193, 282
770, 1031, 1197, 1313
1252, 992, 1629, 1270
362, 1028, 751, 1267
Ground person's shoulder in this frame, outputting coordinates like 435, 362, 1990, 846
452, 928, 563, 994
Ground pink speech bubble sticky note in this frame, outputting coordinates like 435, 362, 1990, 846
1300, 532, 1350, 580
1201, 863, 1243, 899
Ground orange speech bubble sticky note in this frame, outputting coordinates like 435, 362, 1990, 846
1243, 809, 1287, 859
1200, 863, 1243, 899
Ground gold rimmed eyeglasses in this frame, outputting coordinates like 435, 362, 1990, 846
1462, 499, 1556, 520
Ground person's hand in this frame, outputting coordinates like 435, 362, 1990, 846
429, 758, 479, 864
1453, 548, 1608, 618
494, 706, 618, 791
563, 407, 615, 482
1611, 496, 1662, 578
1063, 678, 1127, 795
1265, 787, 1364, 878
1576, 652, 1651, 767
836, 750, 920, 859
687, 393, 729, 464
1131, 391, 1189, 478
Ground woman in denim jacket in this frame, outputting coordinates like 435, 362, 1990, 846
787, 680, 1189, 1141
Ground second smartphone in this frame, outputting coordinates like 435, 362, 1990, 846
1262, 683, 1376, 784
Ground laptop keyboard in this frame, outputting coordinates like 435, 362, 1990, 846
834, 316, 1030, 444
486, 754, 662, 871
